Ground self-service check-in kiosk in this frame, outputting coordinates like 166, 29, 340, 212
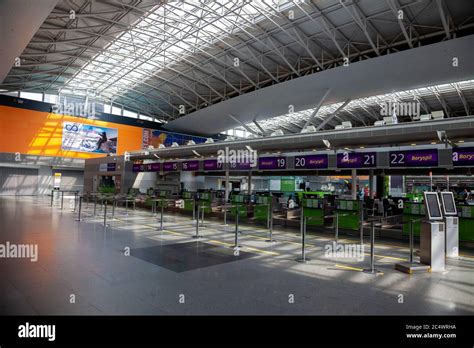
420, 192, 445, 272
439, 192, 459, 258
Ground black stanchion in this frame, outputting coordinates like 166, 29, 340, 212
93, 196, 97, 216
50, 190, 54, 207
193, 205, 202, 239
61, 191, 64, 210
75, 196, 82, 222
266, 202, 275, 243
232, 206, 241, 248
158, 201, 164, 231
103, 199, 108, 227
296, 216, 310, 263
363, 221, 382, 274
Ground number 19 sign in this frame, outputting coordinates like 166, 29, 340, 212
337, 152, 377, 168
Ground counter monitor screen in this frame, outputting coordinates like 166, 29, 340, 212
423, 192, 443, 220
440, 192, 457, 216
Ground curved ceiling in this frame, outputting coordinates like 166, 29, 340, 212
1, 0, 474, 132
165, 35, 474, 135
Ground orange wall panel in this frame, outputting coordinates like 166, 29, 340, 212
0, 105, 142, 159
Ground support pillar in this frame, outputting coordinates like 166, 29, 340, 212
351, 169, 357, 200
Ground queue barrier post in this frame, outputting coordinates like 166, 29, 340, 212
103, 199, 108, 227
233, 205, 241, 248
266, 202, 275, 243
296, 216, 310, 263
75, 196, 82, 222
193, 204, 202, 239
363, 220, 382, 275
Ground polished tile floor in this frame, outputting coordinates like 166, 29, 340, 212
1, 195, 473, 315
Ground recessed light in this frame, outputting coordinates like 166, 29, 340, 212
359, 146, 365, 149
459, 140, 465, 143
411, 143, 416, 146
431, 141, 437, 145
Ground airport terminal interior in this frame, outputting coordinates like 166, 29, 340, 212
1, 0, 474, 317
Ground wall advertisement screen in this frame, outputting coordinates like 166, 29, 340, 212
62, 122, 118, 154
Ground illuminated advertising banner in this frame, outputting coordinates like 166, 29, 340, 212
258, 157, 287, 170
294, 155, 328, 169
452, 147, 474, 167
142, 128, 207, 149
203, 159, 223, 171
182, 160, 199, 171
62, 122, 118, 154
337, 152, 377, 168
389, 149, 438, 167
163, 162, 179, 171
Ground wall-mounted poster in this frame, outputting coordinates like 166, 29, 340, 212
62, 122, 118, 154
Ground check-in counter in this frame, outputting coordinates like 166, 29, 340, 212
457, 204, 474, 242
301, 198, 324, 227
404, 201, 474, 242
334, 199, 361, 231
253, 195, 271, 223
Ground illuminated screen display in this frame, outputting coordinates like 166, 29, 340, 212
258, 157, 287, 170
163, 162, 178, 171
203, 159, 223, 171
294, 155, 328, 169
390, 149, 438, 167
452, 147, 474, 166
182, 160, 199, 171
337, 152, 376, 168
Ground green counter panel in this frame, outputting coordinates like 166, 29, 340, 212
402, 215, 422, 236
335, 211, 359, 231
183, 199, 194, 211
459, 218, 474, 242
230, 203, 247, 220
303, 208, 324, 226
253, 204, 269, 222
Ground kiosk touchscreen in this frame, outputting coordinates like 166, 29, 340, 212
420, 192, 446, 272
439, 192, 459, 258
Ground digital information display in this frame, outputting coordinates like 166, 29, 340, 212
132, 163, 159, 172
163, 162, 179, 171
294, 155, 328, 169
424, 192, 442, 220
441, 192, 457, 215
148, 163, 161, 172
132, 164, 144, 172
229, 161, 254, 170
203, 159, 223, 171
182, 160, 199, 171
389, 149, 438, 167
337, 152, 376, 168
258, 157, 287, 170
452, 147, 474, 167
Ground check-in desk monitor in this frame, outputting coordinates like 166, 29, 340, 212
440, 192, 459, 258
421, 192, 446, 271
